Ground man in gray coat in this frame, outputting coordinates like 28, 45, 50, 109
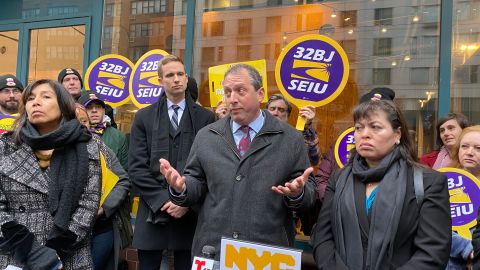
161, 64, 316, 260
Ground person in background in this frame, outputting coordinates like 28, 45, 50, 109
314, 87, 396, 202
447, 126, 480, 270
0, 74, 24, 134
312, 99, 451, 269
129, 55, 215, 270
58, 67, 117, 128
266, 94, 320, 166
75, 103, 132, 270
420, 113, 470, 169
0, 79, 100, 269
84, 98, 128, 171
162, 63, 316, 259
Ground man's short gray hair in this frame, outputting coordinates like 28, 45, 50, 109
224, 64, 263, 91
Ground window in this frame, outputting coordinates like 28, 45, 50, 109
410, 37, 418, 55
266, 16, 281, 33
422, 36, 438, 55
341, 10, 357, 27
130, 23, 153, 38
374, 8, 393, 25
202, 47, 215, 63
105, 4, 114, 17
218, 46, 224, 62
422, 5, 439, 24
340, 40, 356, 62
274, 43, 281, 58
211, 21, 224, 36
264, 44, 271, 60
238, 19, 252, 35
372, 68, 391, 85
237, 45, 251, 59
373, 38, 392, 56
103, 26, 113, 39
296, 15, 303, 31
181, 24, 186, 39
131, 0, 166, 15
410, 68, 430, 84
306, 13, 322, 31
455, 65, 479, 84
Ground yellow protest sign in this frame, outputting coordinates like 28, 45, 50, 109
208, 59, 268, 107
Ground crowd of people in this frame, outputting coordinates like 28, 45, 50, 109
0, 56, 479, 270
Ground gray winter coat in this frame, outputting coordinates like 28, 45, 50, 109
0, 135, 101, 269
170, 111, 316, 259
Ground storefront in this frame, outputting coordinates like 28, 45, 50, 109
0, 0, 477, 157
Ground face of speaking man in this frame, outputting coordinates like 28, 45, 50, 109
223, 68, 264, 126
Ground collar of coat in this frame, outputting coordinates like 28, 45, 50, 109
208, 110, 285, 159
0, 135, 99, 194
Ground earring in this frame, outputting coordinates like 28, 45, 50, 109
395, 140, 400, 145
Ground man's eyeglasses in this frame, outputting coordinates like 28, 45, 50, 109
0, 88, 21, 95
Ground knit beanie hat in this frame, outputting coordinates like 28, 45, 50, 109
58, 68, 83, 88
0, 74, 24, 91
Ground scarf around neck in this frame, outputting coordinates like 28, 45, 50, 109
433, 146, 452, 170
333, 147, 408, 270
20, 119, 92, 236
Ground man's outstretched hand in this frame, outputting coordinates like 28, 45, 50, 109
159, 158, 186, 193
271, 167, 313, 198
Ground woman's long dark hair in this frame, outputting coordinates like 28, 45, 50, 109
12, 79, 76, 144
349, 100, 419, 166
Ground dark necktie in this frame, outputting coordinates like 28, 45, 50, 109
238, 125, 251, 156
171, 105, 180, 131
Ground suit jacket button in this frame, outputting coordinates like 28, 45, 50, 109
235, 175, 242, 181
233, 232, 239, 239
18, 206, 26, 213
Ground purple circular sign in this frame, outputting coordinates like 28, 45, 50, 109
84, 54, 133, 108
129, 49, 169, 108
334, 127, 355, 168
275, 34, 349, 107
439, 169, 480, 227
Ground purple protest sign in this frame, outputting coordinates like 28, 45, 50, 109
438, 168, 480, 239
84, 54, 133, 108
275, 34, 349, 108
334, 127, 355, 168
129, 49, 169, 108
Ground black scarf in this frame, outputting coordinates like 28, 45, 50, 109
333, 148, 408, 270
20, 119, 91, 239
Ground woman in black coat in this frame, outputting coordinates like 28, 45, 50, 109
311, 99, 451, 269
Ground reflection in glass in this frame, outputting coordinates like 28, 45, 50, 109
452, 0, 480, 125
0, 31, 19, 75
28, 26, 85, 83
187, 0, 440, 156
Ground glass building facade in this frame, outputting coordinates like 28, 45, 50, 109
0, 0, 478, 157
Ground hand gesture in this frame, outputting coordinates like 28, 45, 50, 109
215, 100, 228, 119
271, 167, 313, 198
159, 158, 186, 193
161, 201, 189, 219
299, 105, 316, 125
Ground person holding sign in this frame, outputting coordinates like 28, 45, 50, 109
266, 93, 321, 166
311, 99, 451, 269
161, 63, 316, 260
420, 113, 471, 169
445, 125, 480, 270
129, 55, 215, 270
0, 80, 101, 269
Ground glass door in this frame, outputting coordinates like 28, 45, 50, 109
28, 25, 86, 83
0, 30, 19, 75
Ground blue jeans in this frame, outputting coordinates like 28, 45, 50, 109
91, 230, 114, 270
